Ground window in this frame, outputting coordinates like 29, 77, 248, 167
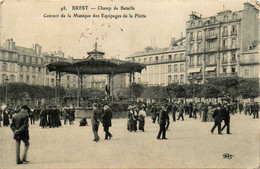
197, 31, 202, 40
155, 56, 159, 63
180, 53, 184, 60
168, 55, 172, 61
190, 56, 194, 66
232, 38, 236, 48
38, 68, 41, 73
207, 54, 215, 65
26, 76, 30, 83
224, 15, 228, 21
2, 52, 6, 60
231, 66, 236, 73
26, 56, 30, 64
174, 54, 178, 61
161, 76, 165, 85
231, 25, 237, 34
161, 65, 165, 73
223, 53, 228, 62
231, 53, 236, 62
32, 67, 35, 73
144, 58, 147, 63
32, 76, 36, 84
174, 75, 178, 83
2, 74, 6, 83
223, 66, 227, 74
223, 27, 228, 36
9, 53, 14, 61
155, 66, 159, 74
180, 75, 184, 83
10, 63, 14, 71
223, 39, 227, 47
244, 69, 249, 75
209, 29, 215, 37
198, 21, 202, 26
189, 44, 194, 52
26, 66, 30, 72
232, 14, 237, 20
149, 76, 153, 84
168, 75, 172, 84
2, 62, 7, 71
197, 43, 202, 52
168, 65, 172, 73
138, 59, 141, 63
190, 32, 194, 41
45, 78, 49, 85
19, 65, 23, 72
51, 78, 55, 86
174, 64, 178, 72
180, 64, 184, 72
197, 55, 202, 65
149, 57, 152, 63
208, 41, 215, 50
161, 56, 164, 62
10, 75, 15, 82
32, 57, 36, 64
20, 75, 23, 82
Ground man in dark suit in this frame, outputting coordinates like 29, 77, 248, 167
102, 105, 113, 140
157, 104, 169, 140
211, 103, 222, 135
91, 103, 101, 142
10, 105, 30, 164
177, 100, 185, 121
221, 103, 231, 134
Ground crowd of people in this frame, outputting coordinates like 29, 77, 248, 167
0, 100, 259, 165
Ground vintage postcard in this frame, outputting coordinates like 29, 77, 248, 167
0, 0, 259, 169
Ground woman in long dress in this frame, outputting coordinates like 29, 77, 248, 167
3, 109, 9, 127
207, 103, 214, 122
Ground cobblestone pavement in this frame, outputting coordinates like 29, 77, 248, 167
0, 113, 259, 169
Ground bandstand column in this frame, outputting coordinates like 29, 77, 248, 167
111, 70, 114, 102
77, 68, 81, 107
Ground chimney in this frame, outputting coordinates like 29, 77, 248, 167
10, 39, 15, 50
34, 44, 42, 55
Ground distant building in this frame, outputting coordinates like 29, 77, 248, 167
126, 36, 186, 86
186, 2, 259, 83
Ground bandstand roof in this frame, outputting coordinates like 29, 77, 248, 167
46, 58, 146, 75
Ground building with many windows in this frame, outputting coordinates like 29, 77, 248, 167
126, 37, 186, 86
186, 2, 259, 83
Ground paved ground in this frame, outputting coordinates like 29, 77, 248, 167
0, 113, 259, 169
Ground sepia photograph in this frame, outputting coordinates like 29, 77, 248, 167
0, 0, 259, 168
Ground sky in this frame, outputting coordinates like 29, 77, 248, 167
0, 0, 258, 59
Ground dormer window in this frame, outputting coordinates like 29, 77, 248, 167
224, 15, 228, 21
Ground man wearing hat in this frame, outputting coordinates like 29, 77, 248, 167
91, 103, 101, 142
10, 105, 30, 164
211, 103, 223, 135
157, 104, 169, 140
221, 103, 231, 134
138, 104, 146, 132
102, 105, 113, 140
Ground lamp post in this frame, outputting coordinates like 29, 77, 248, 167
5, 78, 9, 105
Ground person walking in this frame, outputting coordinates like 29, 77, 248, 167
238, 102, 244, 114
102, 105, 113, 140
91, 103, 101, 142
138, 105, 146, 132
157, 104, 169, 140
3, 109, 10, 127
221, 103, 231, 134
177, 100, 185, 121
10, 105, 31, 164
211, 103, 222, 135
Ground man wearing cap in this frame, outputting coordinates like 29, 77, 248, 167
102, 105, 113, 140
211, 103, 223, 135
10, 105, 30, 164
91, 103, 102, 142
157, 104, 169, 140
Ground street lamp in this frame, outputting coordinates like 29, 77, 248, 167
4, 78, 9, 105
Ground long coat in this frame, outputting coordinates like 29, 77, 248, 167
91, 108, 101, 125
212, 108, 222, 122
10, 112, 29, 140
102, 108, 112, 127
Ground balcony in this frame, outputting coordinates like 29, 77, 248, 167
188, 74, 202, 80
222, 32, 228, 37
205, 73, 217, 79
206, 34, 217, 40
219, 72, 237, 77
220, 45, 238, 51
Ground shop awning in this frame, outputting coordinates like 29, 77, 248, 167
187, 67, 201, 73
205, 66, 216, 71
